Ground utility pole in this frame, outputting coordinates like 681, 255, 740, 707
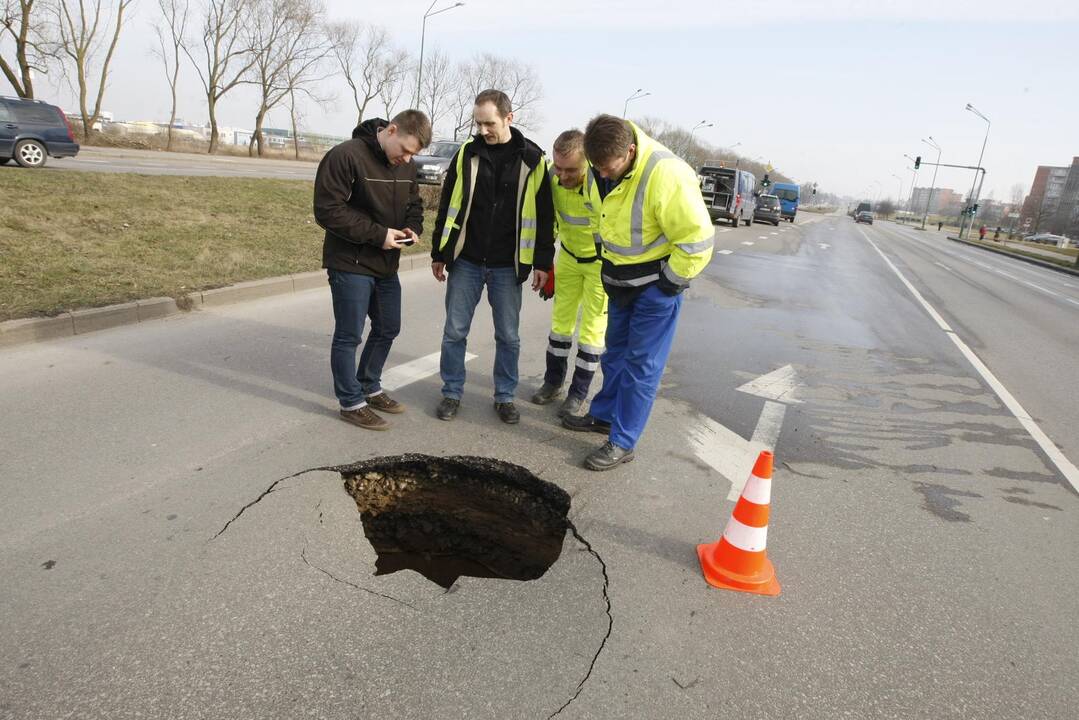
961, 103, 991, 239
921, 136, 942, 230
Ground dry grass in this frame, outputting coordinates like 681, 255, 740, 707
79, 129, 329, 164
0, 168, 435, 321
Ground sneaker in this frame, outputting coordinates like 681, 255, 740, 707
562, 413, 611, 434
340, 405, 389, 431
584, 441, 635, 471
436, 397, 460, 421
557, 395, 585, 418
530, 382, 562, 405
366, 392, 405, 414
494, 401, 520, 424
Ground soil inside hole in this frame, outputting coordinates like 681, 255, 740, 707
342, 454, 571, 588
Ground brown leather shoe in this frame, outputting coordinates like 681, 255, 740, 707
340, 405, 389, 430
366, 392, 405, 414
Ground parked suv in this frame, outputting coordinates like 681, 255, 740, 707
0, 96, 80, 168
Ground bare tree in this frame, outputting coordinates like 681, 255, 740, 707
414, 45, 452, 133
1010, 182, 1025, 208
245, 0, 327, 156
377, 53, 411, 119
185, 0, 255, 153
327, 20, 407, 127
449, 52, 544, 136
53, 0, 135, 136
152, 0, 189, 150
1, 0, 54, 98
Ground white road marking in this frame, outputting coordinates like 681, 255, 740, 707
757, 235, 768, 240
742, 241, 755, 246
736, 364, 803, 404
770, 232, 779, 236
818, 243, 830, 250
858, 227, 1079, 493
381, 351, 475, 391
934, 261, 961, 277
718, 228, 733, 233
717, 249, 734, 255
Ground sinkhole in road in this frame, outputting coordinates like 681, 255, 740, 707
342, 454, 571, 589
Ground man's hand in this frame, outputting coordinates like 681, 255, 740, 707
531, 269, 549, 292
432, 262, 446, 282
382, 228, 408, 250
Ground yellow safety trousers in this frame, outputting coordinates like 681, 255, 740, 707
549, 248, 608, 351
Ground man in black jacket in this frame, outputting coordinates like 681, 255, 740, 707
430, 90, 555, 424
314, 110, 431, 430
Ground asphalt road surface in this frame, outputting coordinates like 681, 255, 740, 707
2, 213, 1076, 719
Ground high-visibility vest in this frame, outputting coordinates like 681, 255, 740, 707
551, 162, 603, 261
438, 136, 546, 271
598, 122, 714, 290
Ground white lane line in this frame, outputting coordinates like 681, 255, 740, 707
757, 235, 768, 240
717, 249, 734, 255
717, 228, 733, 233
858, 227, 1079, 492
770, 232, 779, 236
934, 261, 961, 277
742, 241, 755, 246
382, 351, 475, 391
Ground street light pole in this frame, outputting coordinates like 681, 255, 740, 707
414, 1, 465, 108
920, 136, 942, 230
622, 89, 650, 119
891, 173, 904, 213
961, 103, 990, 239
903, 153, 920, 212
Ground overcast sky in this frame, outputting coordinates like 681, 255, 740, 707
19, 0, 1079, 200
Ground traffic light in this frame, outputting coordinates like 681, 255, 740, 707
972, 203, 979, 215
914, 156, 921, 170
762, 173, 771, 188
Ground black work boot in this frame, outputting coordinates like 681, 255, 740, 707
562, 413, 611, 434
530, 382, 562, 405
436, 397, 460, 421
584, 441, 635, 471
494, 401, 520, 424
557, 395, 585, 418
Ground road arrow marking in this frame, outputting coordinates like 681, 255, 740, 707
691, 365, 804, 500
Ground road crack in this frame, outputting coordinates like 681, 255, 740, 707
300, 541, 417, 611
211, 463, 343, 540
548, 520, 613, 719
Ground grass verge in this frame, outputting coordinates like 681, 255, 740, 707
0, 168, 434, 321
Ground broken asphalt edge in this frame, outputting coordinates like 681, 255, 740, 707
0, 254, 432, 350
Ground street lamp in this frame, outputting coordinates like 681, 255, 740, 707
415, 1, 465, 108
690, 120, 713, 138
961, 102, 990, 239
623, 88, 650, 118
891, 173, 904, 212
920, 136, 941, 230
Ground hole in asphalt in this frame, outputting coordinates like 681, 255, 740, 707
343, 454, 571, 589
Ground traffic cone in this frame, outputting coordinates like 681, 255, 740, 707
696, 450, 781, 596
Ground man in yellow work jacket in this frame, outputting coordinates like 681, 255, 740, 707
531, 129, 607, 418
563, 115, 714, 470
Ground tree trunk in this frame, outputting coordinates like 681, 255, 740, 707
207, 93, 220, 154
166, 55, 179, 151
290, 91, 300, 160
251, 106, 267, 157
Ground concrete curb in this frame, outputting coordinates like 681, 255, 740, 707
945, 236, 1079, 277
0, 253, 432, 350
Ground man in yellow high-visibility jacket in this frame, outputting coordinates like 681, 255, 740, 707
563, 115, 714, 470
531, 129, 608, 418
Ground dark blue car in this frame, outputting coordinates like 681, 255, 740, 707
0, 96, 80, 168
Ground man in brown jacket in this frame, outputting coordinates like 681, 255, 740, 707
313, 109, 431, 430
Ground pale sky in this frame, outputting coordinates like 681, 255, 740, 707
17, 0, 1079, 200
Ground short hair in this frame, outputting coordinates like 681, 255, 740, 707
552, 129, 584, 157
391, 109, 432, 148
584, 114, 634, 164
474, 89, 512, 118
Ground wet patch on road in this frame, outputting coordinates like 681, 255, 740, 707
1002, 496, 1063, 511
914, 482, 983, 522
342, 454, 571, 589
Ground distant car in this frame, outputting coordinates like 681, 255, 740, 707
414, 140, 462, 185
855, 210, 874, 225
753, 194, 782, 225
0, 96, 80, 168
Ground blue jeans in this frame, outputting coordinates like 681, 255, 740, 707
328, 269, 401, 409
588, 284, 683, 450
440, 258, 523, 402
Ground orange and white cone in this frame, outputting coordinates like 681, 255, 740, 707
696, 450, 780, 596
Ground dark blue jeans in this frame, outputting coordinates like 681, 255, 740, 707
328, 269, 401, 410
440, 258, 523, 402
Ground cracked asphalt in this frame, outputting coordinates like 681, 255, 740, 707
1, 214, 1077, 719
